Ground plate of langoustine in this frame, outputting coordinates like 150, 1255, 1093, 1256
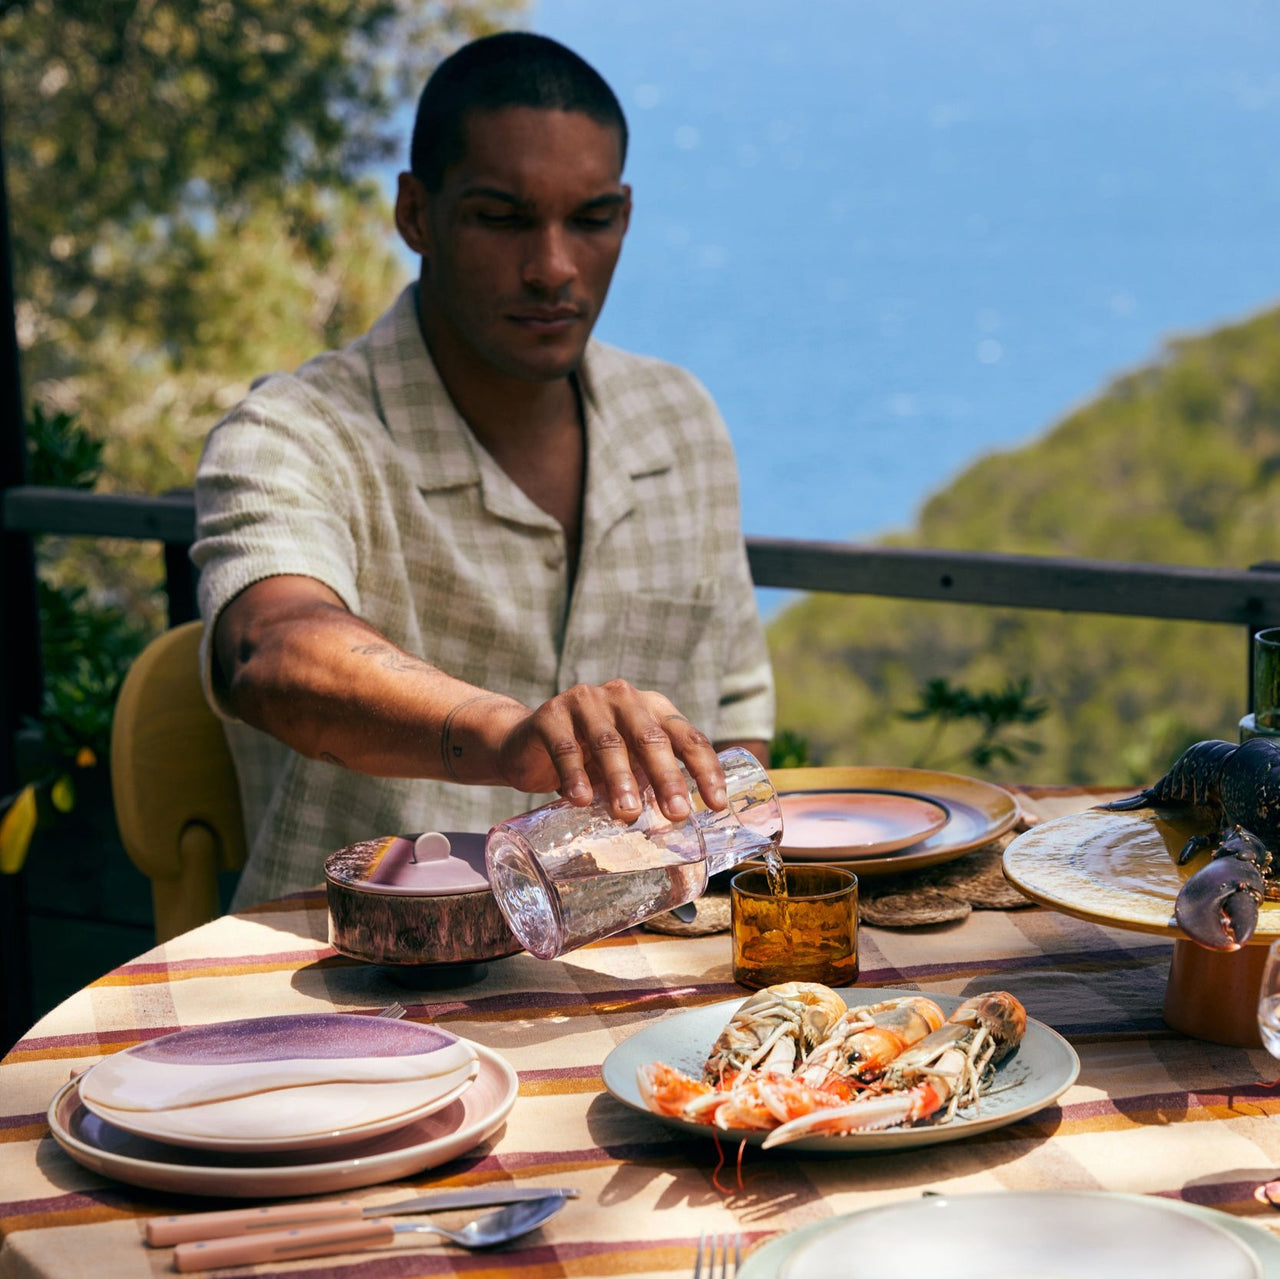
600, 983, 1079, 1153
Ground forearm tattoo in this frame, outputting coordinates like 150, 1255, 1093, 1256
351, 642, 439, 674
440, 694, 508, 782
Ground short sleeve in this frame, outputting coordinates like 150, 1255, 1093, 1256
192, 377, 363, 718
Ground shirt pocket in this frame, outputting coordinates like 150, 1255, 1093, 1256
614, 585, 721, 725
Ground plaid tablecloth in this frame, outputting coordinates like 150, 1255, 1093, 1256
4, 787, 1280, 1278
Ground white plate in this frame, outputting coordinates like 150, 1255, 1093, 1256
48, 1043, 518, 1199
601, 986, 1079, 1153
76, 1012, 478, 1151
760, 1192, 1264, 1279
778, 790, 950, 860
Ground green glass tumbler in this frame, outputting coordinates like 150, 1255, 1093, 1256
1247, 628, 1280, 742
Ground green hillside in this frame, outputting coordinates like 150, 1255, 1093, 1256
766, 304, 1280, 787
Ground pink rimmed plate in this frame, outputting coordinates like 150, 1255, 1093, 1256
770, 766, 1019, 877
778, 790, 950, 860
48, 1043, 518, 1198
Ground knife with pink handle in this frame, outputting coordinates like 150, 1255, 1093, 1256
145, 1185, 580, 1245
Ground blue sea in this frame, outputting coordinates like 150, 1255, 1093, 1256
385, 1, 1280, 608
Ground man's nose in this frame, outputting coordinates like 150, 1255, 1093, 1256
522, 225, 577, 293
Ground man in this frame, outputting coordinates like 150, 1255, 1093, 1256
193, 32, 774, 907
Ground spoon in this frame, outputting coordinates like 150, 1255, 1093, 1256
173, 1192, 569, 1271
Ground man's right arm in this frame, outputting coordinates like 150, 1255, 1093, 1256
214, 574, 731, 823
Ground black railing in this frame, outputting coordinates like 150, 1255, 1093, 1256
7, 485, 1280, 629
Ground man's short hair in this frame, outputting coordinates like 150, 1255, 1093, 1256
410, 32, 628, 190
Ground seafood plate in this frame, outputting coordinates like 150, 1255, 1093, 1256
601, 985, 1079, 1154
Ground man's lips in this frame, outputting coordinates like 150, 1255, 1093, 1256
508, 307, 583, 331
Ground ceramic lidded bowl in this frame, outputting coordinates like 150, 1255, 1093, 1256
325, 832, 522, 986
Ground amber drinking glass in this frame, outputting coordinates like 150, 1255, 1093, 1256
731, 864, 859, 990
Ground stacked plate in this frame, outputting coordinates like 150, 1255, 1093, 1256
772, 765, 1020, 876
48, 1012, 518, 1197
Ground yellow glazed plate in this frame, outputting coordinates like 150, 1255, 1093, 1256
1003, 806, 1280, 939
769, 766, 1019, 877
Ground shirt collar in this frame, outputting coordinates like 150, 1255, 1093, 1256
368, 286, 480, 494
367, 285, 677, 535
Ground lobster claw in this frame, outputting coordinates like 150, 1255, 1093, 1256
1173, 829, 1268, 951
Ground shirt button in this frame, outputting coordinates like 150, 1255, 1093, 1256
544, 545, 564, 569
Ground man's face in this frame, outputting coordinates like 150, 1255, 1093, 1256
400, 106, 631, 384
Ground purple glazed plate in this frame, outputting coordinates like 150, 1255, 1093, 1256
76, 1012, 478, 1151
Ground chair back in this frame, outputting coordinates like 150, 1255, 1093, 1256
111, 620, 246, 942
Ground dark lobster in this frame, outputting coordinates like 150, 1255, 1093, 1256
1099, 737, 1280, 951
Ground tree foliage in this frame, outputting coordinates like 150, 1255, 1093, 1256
2, 0, 522, 618
768, 307, 1280, 786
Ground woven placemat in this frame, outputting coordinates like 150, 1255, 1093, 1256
641, 894, 732, 936
861, 886, 972, 927
858, 809, 1039, 929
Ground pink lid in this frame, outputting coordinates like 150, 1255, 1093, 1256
325, 832, 491, 896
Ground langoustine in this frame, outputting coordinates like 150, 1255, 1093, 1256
760, 990, 1027, 1147
701, 981, 848, 1083
637, 984, 1024, 1140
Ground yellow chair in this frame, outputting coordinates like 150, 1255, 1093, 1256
111, 620, 246, 942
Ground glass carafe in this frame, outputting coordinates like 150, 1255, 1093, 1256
485, 747, 781, 959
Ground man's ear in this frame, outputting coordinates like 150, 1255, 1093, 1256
395, 172, 433, 257
620, 184, 633, 237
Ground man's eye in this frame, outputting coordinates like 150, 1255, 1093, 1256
475, 211, 523, 226
575, 213, 616, 230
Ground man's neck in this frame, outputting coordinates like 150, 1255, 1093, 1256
415, 293, 579, 454
415, 290, 586, 570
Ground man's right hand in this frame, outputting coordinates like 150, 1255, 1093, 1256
495, 679, 728, 823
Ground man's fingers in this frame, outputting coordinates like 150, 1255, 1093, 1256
650, 704, 727, 814
510, 683, 724, 823
555, 683, 670, 821
579, 715, 643, 818
617, 712, 691, 821
540, 714, 593, 805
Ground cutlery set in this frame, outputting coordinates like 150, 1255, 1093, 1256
145, 1186, 578, 1270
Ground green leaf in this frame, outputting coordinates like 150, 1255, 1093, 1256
770, 729, 813, 769
0, 786, 39, 874
49, 774, 77, 814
